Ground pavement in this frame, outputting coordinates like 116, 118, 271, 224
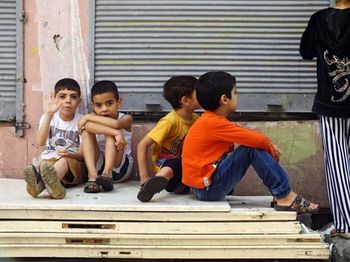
309, 222, 350, 262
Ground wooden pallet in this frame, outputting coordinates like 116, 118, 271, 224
0, 179, 330, 259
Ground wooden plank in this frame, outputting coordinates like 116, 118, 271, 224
0, 221, 302, 234
0, 244, 330, 259
0, 232, 324, 246
0, 179, 230, 212
0, 209, 296, 221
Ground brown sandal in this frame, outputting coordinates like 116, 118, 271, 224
96, 174, 114, 192
274, 195, 319, 214
84, 181, 102, 193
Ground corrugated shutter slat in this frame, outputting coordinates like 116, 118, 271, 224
0, 0, 17, 120
94, 0, 329, 112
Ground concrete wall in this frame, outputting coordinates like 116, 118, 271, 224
0, 0, 329, 207
133, 121, 328, 207
0, 0, 89, 178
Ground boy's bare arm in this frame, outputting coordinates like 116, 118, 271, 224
36, 113, 54, 146
83, 121, 122, 137
137, 136, 155, 185
56, 144, 84, 161
83, 121, 126, 151
37, 93, 62, 146
79, 113, 133, 132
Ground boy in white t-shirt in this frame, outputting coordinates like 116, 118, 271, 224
23, 78, 87, 199
79, 80, 133, 193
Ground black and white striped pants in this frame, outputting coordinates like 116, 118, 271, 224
320, 115, 350, 233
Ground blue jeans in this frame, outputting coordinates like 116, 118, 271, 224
191, 146, 291, 201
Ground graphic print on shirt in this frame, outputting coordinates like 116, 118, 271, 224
324, 50, 350, 102
45, 126, 80, 152
158, 136, 184, 160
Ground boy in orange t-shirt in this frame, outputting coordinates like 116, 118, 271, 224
182, 71, 319, 214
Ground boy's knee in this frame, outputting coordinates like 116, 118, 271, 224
81, 129, 94, 139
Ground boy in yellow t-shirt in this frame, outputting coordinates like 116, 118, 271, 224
137, 76, 200, 202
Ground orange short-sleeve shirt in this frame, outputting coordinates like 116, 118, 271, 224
182, 111, 277, 189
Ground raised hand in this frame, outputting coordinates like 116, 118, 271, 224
47, 92, 62, 114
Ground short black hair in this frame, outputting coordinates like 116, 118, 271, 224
54, 78, 81, 97
91, 80, 119, 101
197, 71, 236, 111
163, 76, 197, 109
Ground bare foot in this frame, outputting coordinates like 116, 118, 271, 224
275, 191, 319, 213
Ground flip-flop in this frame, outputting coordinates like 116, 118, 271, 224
270, 199, 277, 208
96, 174, 114, 192
274, 195, 319, 214
137, 176, 168, 202
84, 181, 102, 193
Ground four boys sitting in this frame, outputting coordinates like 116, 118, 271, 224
22, 72, 319, 214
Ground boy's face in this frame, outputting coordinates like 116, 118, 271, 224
55, 89, 81, 118
92, 92, 121, 118
227, 86, 238, 112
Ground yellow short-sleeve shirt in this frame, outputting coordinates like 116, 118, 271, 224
147, 111, 199, 173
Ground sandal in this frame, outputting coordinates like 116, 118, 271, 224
270, 196, 277, 207
96, 174, 114, 192
274, 195, 319, 214
84, 181, 102, 193
137, 176, 168, 202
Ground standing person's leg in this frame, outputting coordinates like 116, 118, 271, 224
320, 115, 350, 234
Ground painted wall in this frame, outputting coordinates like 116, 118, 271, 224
0, 0, 89, 178
0, 0, 329, 207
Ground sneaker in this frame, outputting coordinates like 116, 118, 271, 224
40, 162, 66, 199
23, 165, 45, 198
137, 176, 168, 202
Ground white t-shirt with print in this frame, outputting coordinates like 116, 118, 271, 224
39, 111, 83, 161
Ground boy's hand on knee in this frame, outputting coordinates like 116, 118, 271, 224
115, 134, 126, 151
274, 148, 281, 162
57, 149, 71, 158
78, 115, 89, 133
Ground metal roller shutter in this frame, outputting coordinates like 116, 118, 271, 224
92, 0, 330, 112
0, 0, 24, 135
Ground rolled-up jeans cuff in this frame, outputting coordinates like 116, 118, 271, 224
273, 186, 291, 200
